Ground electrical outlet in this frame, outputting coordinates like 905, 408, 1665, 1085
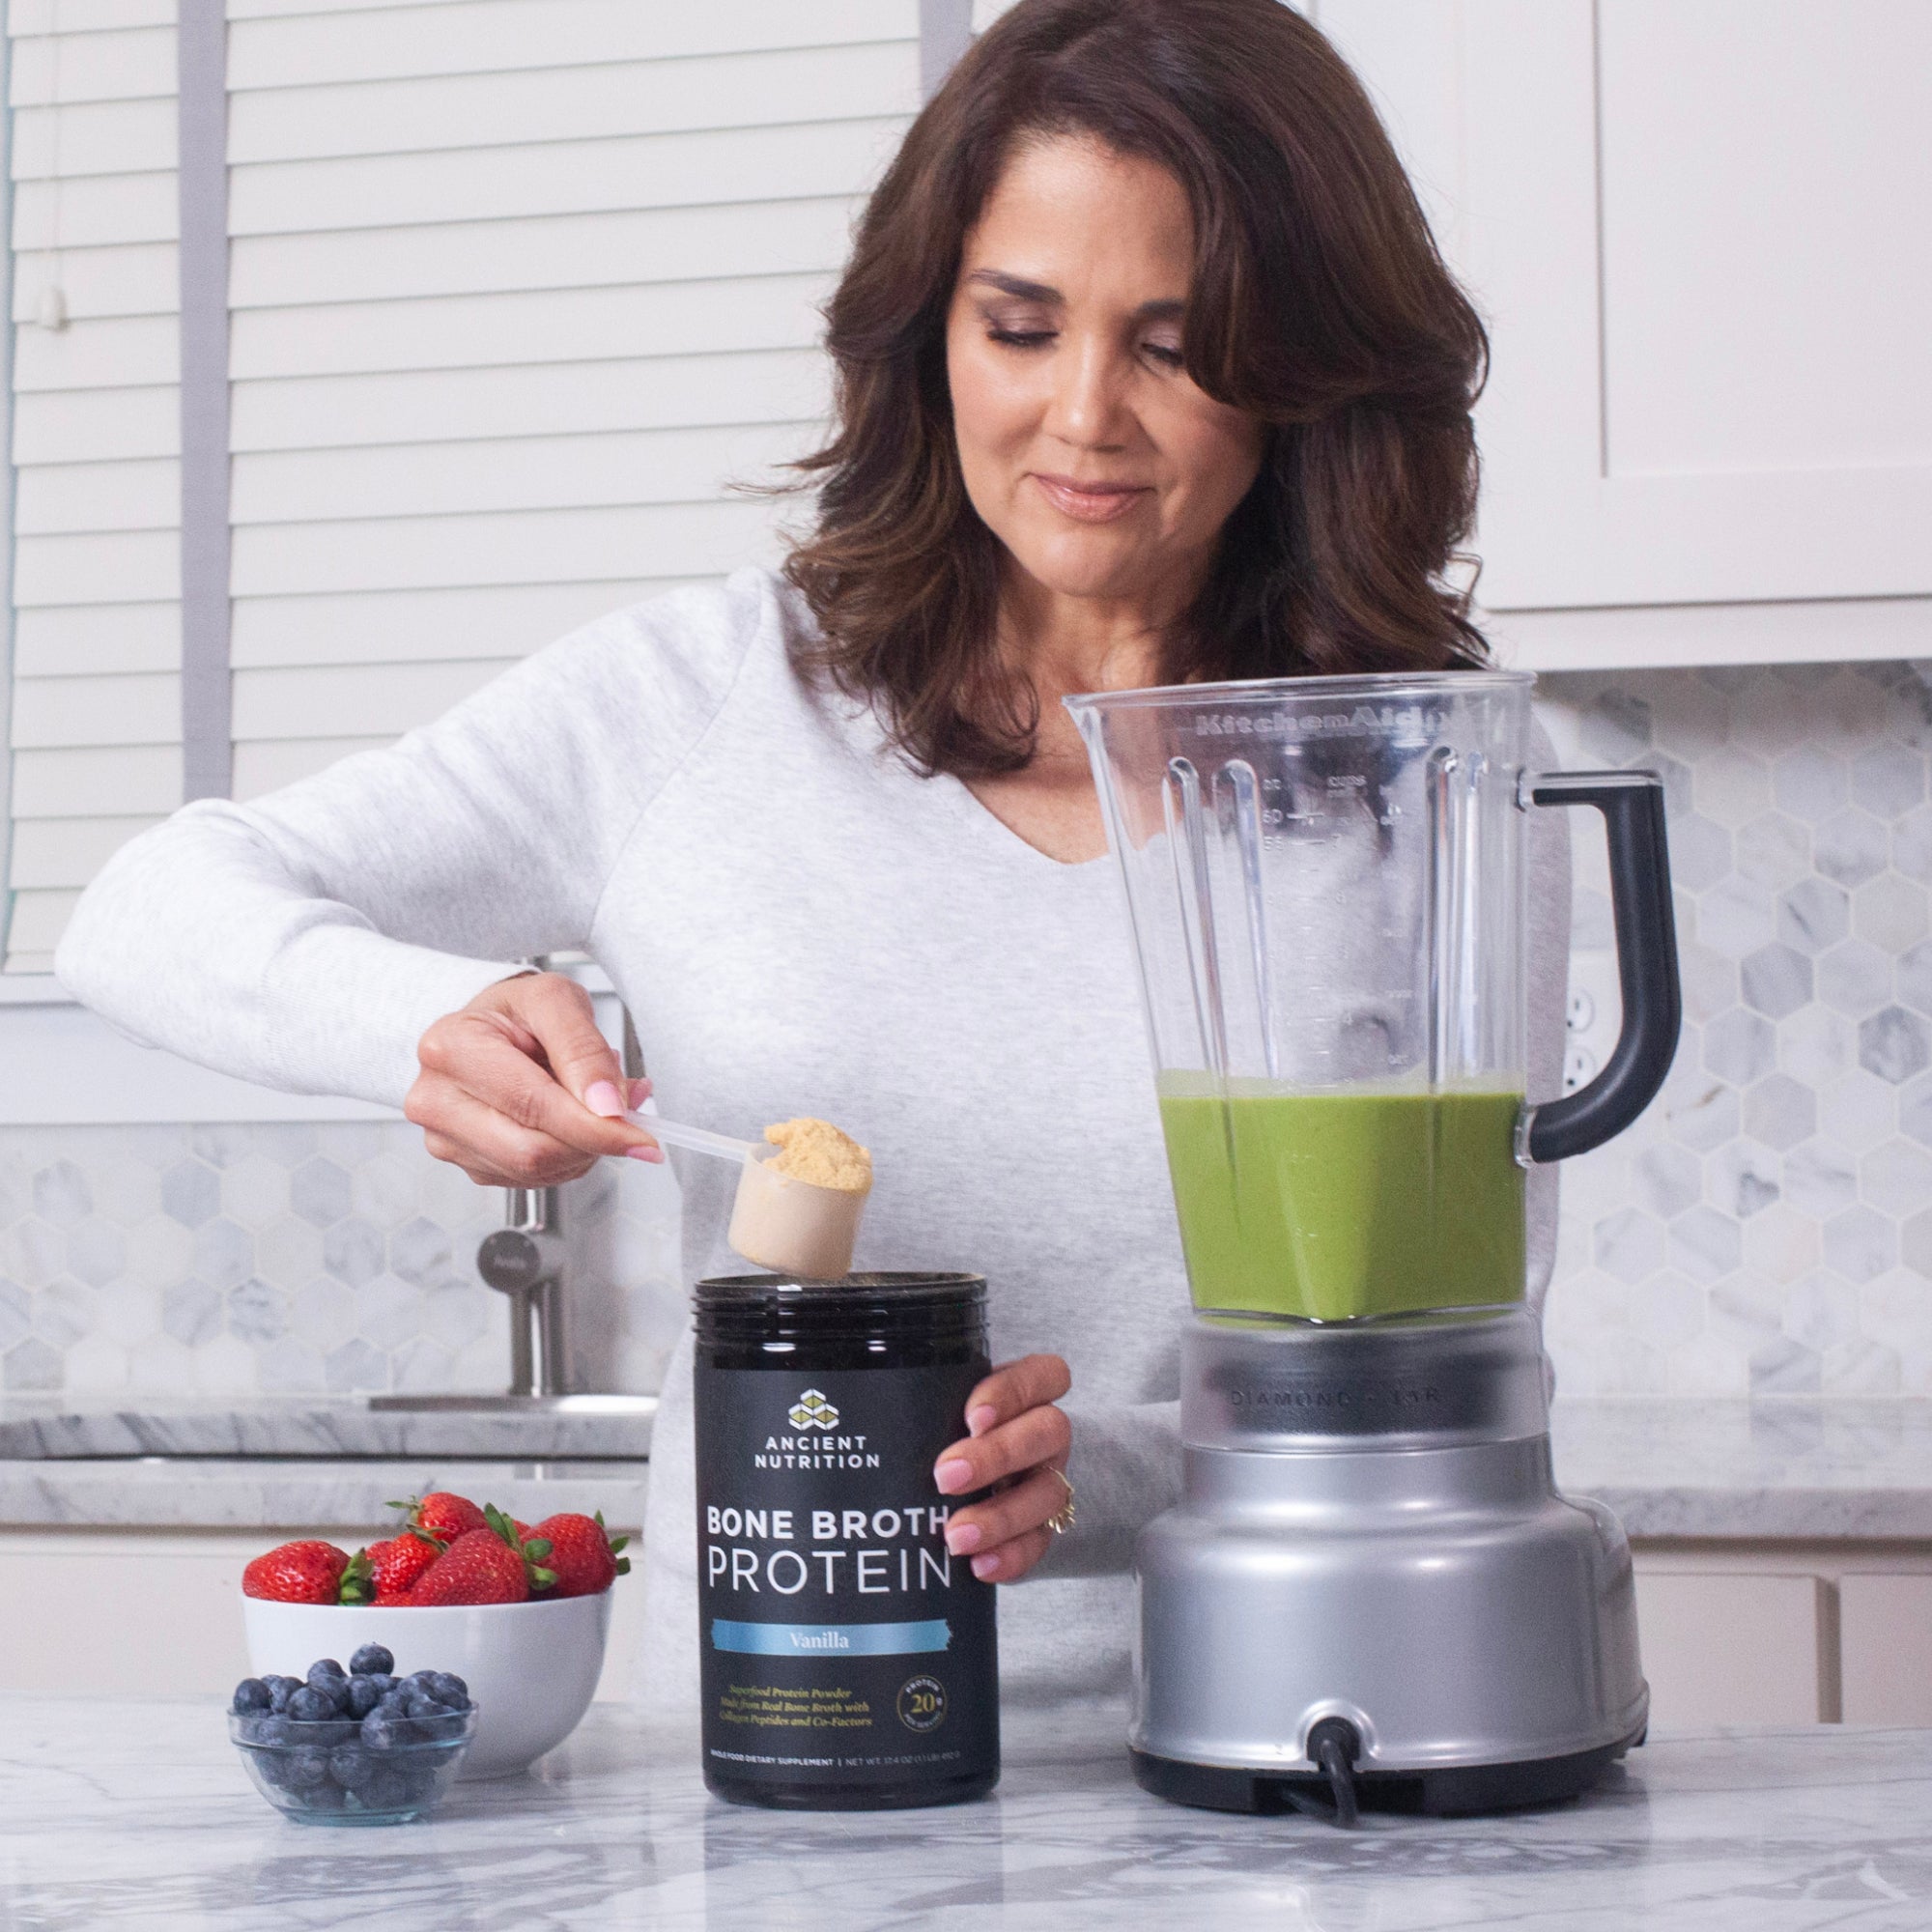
1563, 953, 1623, 1094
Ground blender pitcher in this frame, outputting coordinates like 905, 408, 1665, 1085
1066, 671, 1679, 1322
1068, 670, 1678, 1817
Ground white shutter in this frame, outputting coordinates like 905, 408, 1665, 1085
221, 0, 916, 802
6, 0, 920, 969
7, 1, 181, 970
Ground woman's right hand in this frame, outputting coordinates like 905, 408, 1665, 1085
405, 972, 665, 1186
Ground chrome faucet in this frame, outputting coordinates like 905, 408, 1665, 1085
476, 1187, 567, 1397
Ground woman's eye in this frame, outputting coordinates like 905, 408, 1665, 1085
1144, 341, 1185, 369
987, 327, 1055, 349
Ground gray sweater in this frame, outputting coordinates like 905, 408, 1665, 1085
57, 568, 1571, 1713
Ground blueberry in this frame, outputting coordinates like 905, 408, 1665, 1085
414, 1709, 466, 1742
250, 1713, 294, 1748
265, 1676, 298, 1714
286, 1686, 334, 1721
306, 1658, 347, 1689
425, 1672, 469, 1709
344, 1675, 384, 1719
403, 1691, 447, 1719
299, 1780, 347, 1812
328, 1743, 374, 1789
360, 1710, 415, 1750
377, 1689, 412, 1717
365, 1671, 396, 1696
360, 1765, 412, 1812
284, 1746, 332, 1790
231, 1678, 271, 1715
348, 1643, 393, 1678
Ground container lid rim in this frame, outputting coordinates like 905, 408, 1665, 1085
1063, 668, 1534, 715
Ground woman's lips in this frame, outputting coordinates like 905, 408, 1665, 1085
1031, 473, 1151, 524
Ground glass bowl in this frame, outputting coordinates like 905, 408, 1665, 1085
229, 1706, 477, 1825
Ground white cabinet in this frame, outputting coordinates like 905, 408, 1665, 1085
1841, 1573, 1932, 1725
1317, 0, 1932, 668
1634, 1570, 1830, 1727
1634, 1542, 1932, 1728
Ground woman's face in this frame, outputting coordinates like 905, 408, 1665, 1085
946, 134, 1265, 616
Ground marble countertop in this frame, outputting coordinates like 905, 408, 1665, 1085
0, 1394, 656, 1462
6, 1696, 1929, 1930
0, 1455, 647, 1531
7, 1395, 1932, 1540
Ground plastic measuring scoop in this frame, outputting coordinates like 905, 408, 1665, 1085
626, 1113, 870, 1279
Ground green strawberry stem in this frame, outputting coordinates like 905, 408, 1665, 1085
337, 1548, 374, 1605
484, 1501, 558, 1591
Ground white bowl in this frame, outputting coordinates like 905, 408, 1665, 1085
242, 1591, 613, 1779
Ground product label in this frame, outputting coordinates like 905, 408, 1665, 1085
694, 1359, 999, 1794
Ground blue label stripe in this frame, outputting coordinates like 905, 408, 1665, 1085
711, 1618, 952, 1657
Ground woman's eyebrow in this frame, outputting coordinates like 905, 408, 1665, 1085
963, 270, 1186, 323
965, 270, 1062, 303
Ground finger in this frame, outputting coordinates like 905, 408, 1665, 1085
421, 1012, 656, 1160
506, 973, 631, 1118
970, 1526, 1053, 1584
410, 1079, 603, 1186
959, 1354, 1072, 1438
943, 1463, 1068, 1558
934, 1401, 1069, 1494
421, 1129, 591, 1191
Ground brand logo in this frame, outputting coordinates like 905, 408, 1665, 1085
788, 1389, 841, 1431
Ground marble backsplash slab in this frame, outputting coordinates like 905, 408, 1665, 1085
3, 659, 1931, 1402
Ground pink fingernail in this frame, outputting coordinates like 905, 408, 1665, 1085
966, 1405, 998, 1437
945, 1521, 981, 1554
628, 1077, 653, 1107
970, 1554, 999, 1581
585, 1080, 625, 1119
933, 1459, 974, 1494
625, 1144, 665, 1163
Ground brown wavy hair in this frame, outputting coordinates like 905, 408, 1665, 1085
783, 0, 1491, 778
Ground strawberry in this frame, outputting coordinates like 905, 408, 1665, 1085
529, 1512, 630, 1599
242, 1539, 353, 1604
411, 1527, 542, 1605
387, 1488, 487, 1544
361, 1530, 443, 1602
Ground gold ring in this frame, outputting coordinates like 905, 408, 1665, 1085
1044, 1465, 1076, 1536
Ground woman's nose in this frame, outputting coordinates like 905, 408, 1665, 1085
1042, 336, 1130, 452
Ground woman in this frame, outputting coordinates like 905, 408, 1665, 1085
57, 0, 1568, 1713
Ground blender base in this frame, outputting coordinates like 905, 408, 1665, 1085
1128, 1724, 1644, 1819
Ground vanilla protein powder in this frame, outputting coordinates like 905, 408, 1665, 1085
692, 1270, 999, 1810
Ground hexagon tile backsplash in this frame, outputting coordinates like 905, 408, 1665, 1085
1539, 661, 1932, 1398
0, 1121, 685, 1399
5, 660, 1932, 1402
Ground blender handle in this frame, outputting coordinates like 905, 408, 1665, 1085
1522, 770, 1682, 1165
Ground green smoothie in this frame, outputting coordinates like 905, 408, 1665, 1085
1157, 1077, 1526, 1321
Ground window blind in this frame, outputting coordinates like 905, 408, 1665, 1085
6, 0, 919, 969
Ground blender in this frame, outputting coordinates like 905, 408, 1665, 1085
1067, 670, 1679, 1820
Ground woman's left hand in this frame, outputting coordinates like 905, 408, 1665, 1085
931, 1354, 1073, 1583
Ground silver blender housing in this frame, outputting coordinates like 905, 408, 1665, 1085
1132, 1308, 1648, 1815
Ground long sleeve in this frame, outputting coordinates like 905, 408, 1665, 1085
56, 576, 767, 1107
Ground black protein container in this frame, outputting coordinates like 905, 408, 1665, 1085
692, 1270, 1000, 1809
